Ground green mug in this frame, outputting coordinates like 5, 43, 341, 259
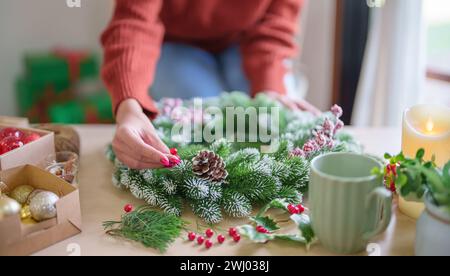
309, 152, 392, 254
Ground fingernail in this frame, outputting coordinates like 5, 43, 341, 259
160, 157, 170, 166
170, 148, 178, 155
169, 156, 180, 164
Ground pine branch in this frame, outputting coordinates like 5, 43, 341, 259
103, 206, 186, 253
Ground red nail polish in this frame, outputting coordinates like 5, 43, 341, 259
160, 157, 170, 167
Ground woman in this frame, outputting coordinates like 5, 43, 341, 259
101, 0, 319, 169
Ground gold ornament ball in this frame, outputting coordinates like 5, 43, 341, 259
29, 191, 59, 221
0, 196, 21, 217
20, 204, 32, 220
10, 185, 35, 204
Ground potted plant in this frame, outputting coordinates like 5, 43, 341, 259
373, 149, 450, 256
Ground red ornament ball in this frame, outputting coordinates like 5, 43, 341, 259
233, 234, 241, 243
188, 232, 196, 241
123, 204, 134, 213
205, 228, 214, 238
0, 128, 24, 140
205, 240, 213, 249
228, 227, 237, 237
22, 133, 41, 144
169, 148, 178, 155
197, 236, 205, 245
0, 136, 24, 154
217, 235, 225, 244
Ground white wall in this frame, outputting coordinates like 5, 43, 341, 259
0, 0, 113, 116
0, 0, 336, 116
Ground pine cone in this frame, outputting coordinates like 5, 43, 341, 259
192, 151, 228, 182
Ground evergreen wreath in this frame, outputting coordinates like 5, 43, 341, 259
106, 92, 361, 224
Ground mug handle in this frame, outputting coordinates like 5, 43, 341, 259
363, 187, 393, 239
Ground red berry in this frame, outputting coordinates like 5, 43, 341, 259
188, 232, 196, 241
256, 226, 267, 233
124, 204, 133, 213
217, 235, 225, 244
22, 133, 40, 144
296, 204, 305, 214
0, 128, 24, 140
170, 148, 178, 155
228, 227, 237, 237
197, 236, 205, 245
287, 204, 299, 214
205, 229, 214, 238
205, 240, 213, 249
233, 234, 241, 242
0, 136, 24, 154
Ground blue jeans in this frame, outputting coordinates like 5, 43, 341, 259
151, 43, 250, 100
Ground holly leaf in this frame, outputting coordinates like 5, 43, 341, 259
273, 234, 306, 243
290, 214, 315, 244
237, 225, 275, 243
256, 198, 290, 217
250, 216, 280, 232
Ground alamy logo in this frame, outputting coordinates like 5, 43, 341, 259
67, 0, 81, 8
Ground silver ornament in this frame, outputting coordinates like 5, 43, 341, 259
0, 196, 21, 217
10, 185, 35, 204
29, 191, 59, 221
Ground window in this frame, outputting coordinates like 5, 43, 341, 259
423, 0, 450, 106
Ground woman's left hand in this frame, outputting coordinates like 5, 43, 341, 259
265, 92, 321, 116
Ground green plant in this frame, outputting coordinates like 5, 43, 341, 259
373, 149, 450, 214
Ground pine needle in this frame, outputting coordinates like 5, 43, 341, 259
103, 206, 187, 253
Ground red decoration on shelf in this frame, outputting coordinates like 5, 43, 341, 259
123, 204, 134, 213
197, 236, 205, 245
205, 228, 214, 238
217, 235, 225, 244
205, 240, 213, 249
188, 232, 196, 241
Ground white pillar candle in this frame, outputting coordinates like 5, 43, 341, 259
400, 104, 450, 219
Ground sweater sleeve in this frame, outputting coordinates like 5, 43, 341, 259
240, 0, 304, 97
101, 0, 164, 119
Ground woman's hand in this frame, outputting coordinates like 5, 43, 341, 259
113, 99, 179, 169
265, 92, 321, 116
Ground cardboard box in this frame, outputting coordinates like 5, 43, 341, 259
0, 116, 29, 128
0, 165, 82, 256
0, 124, 55, 171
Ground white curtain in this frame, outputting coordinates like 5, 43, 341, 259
352, 0, 426, 127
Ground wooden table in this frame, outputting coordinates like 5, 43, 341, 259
34, 125, 416, 256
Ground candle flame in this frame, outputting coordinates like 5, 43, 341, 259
426, 117, 434, 133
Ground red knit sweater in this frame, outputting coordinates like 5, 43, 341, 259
101, 0, 303, 117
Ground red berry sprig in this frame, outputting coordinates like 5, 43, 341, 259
188, 232, 196, 241
205, 228, 214, 238
217, 235, 225, 244
233, 234, 241, 243
124, 204, 133, 213
197, 236, 205, 245
256, 225, 270, 234
228, 227, 237, 237
287, 203, 306, 214
205, 240, 213, 249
